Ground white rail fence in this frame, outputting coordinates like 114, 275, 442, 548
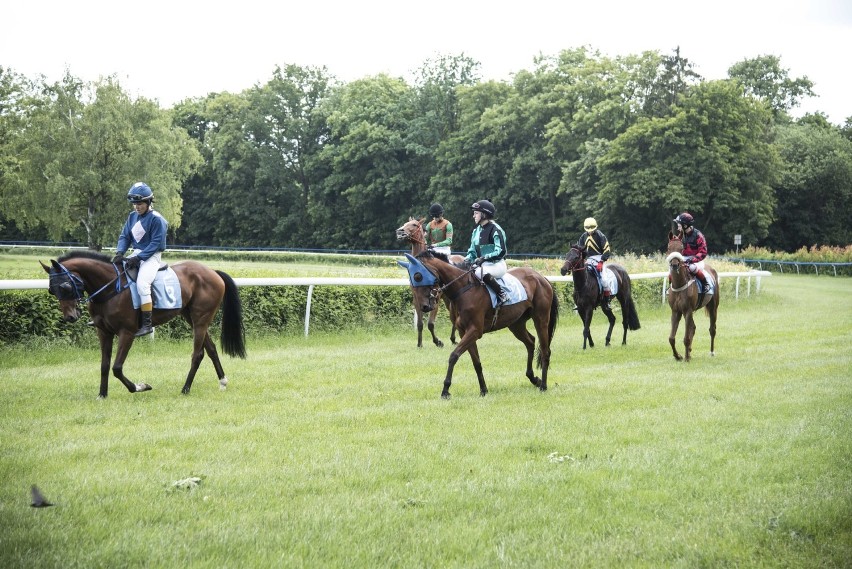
2, 271, 771, 336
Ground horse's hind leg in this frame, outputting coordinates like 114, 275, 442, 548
509, 321, 539, 388
708, 304, 718, 357
603, 307, 616, 346
203, 333, 229, 389
181, 322, 210, 395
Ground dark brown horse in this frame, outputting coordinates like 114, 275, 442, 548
395, 217, 460, 348
42, 250, 246, 397
666, 232, 720, 361
400, 250, 558, 398
560, 245, 640, 350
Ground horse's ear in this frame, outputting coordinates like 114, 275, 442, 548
404, 253, 417, 263
40, 261, 51, 273
50, 259, 61, 270
668, 231, 675, 241
397, 260, 410, 269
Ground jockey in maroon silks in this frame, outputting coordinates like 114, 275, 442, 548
673, 212, 710, 293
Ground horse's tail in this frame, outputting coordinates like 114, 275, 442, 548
217, 270, 247, 359
535, 285, 559, 369
617, 268, 641, 331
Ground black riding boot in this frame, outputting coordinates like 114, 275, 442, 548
482, 274, 508, 305
135, 310, 154, 337
601, 292, 613, 311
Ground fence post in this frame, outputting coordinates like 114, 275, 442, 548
735, 276, 741, 299
305, 284, 315, 337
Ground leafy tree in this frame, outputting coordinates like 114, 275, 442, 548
727, 55, 815, 119
1, 73, 200, 249
768, 123, 852, 250
597, 80, 780, 253
311, 74, 426, 249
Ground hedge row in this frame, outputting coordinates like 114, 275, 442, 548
2, 274, 735, 345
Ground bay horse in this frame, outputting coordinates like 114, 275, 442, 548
666, 232, 720, 361
401, 250, 558, 398
560, 245, 640, 350
41, 250, 246, 397
395, 217, 460, 348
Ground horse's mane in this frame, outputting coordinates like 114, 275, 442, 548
57, 250, 112, 264
417, 249, 450, 263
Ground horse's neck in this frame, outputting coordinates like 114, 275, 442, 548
67, 261, 114, 292
408, 226, 426, 255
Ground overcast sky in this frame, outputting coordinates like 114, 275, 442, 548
4, 0, 850, 124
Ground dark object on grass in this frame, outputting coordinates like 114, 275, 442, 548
31, 485, 54, 508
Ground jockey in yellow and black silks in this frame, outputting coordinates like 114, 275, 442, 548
575, 217, 612, 310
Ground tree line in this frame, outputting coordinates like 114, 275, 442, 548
1, 48, 850, 255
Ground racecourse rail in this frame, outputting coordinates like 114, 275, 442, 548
2, 271, 771, 336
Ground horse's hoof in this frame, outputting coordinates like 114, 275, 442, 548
135, 383, 152, 392
219, 377, 229, 390
435, 340, 444, 348
539, 385, 547, 392
710, 352, 716, 357
480, 390, 488, 397
441, 392, 451, 399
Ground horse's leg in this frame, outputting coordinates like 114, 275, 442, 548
708, 302, 718, 357
467, 342, 488, 397
414, 305, 424, 348
603, 305, 616, 346
111, 330, 152, 393
581, 307, 594, 349
684, 312, 696, 362
509, 320, 539, 388
617, 290, 629, 345
97, 329, 113, 398
181, 321, 209, 395
427, 304, 444, 348
202, 333, 229, 390
441, 329, 479, 399
669, 310, 683, 361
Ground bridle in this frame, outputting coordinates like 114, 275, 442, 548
563, 247, 587, 274
396, 221, 427, 247
48, 262, 129, 306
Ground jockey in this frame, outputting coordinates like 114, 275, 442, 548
112, 182, 169, 337
673, 212, 711, 294
576, 217, 612, 311
425, 203, 454, 256
465, 199, 509, 305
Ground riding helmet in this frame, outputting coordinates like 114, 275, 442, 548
127, 182, 154, 204
429, 203, 444, 218
583, 217, 597, 231
674, 212, 694, 227
470, 199, 496, 218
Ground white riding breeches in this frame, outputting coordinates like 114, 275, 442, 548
476, 259, 507, 279
132, 252, 162, 305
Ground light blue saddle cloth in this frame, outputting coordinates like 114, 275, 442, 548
585, 263, 619, 296
129, 267, 182, 309
485, 273, 528, 308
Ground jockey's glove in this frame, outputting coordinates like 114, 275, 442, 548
111, 254, 124, 264
125, 256, 141, 269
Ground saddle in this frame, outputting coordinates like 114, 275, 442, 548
125, 262, 169, 282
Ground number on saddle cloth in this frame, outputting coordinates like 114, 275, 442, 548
128, 267, 183, 309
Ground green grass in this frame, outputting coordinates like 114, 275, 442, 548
1, 275, 850, 568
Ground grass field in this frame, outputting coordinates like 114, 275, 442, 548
1, 274, 850, 568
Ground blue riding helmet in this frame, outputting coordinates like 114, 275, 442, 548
127, 182, 154, 203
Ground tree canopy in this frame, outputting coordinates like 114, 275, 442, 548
1, 50, 849, 254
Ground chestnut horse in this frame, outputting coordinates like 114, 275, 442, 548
400, 250, 558, 398
666, 232, 720, 361
395, 217, 460, 348
42, 250, 246, 397
560, 245, 641, 350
